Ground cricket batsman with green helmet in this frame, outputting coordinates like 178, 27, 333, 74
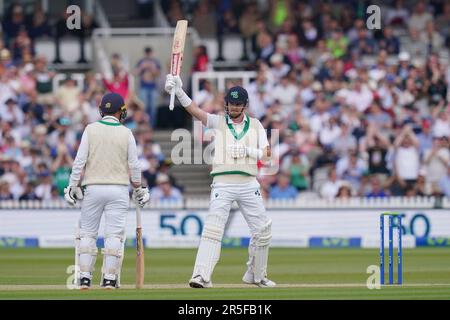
165, 74, 276, 288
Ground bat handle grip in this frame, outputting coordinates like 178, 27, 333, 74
135, 203, 142, 228
169, 87, 175, 111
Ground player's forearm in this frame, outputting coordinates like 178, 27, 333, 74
129, 166, 142, 187
174, 82, 208, 126
128, 132, 142, 187
132, 181, 141, 188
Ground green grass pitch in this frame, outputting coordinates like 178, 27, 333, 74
0, 248, 449, 299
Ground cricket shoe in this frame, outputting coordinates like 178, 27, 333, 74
101, 278, 117, 289
79, 277, 91, 290
242, 271, 276, 288
189, 276, 213, 288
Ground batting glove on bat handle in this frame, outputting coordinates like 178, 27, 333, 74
133, 186, 150, 208
165, 74, 192, 108
169, 87, 176, 111
246, 147, 264, 160
64, 186, 84, 206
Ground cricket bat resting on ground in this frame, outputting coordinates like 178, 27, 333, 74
135, 205, 144, 288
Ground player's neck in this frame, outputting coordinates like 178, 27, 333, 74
103, 114, 120, 122
231, 114, 245, 124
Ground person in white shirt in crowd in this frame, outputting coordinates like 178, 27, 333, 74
366, 101, 392, 132
319, 117, 341, 148
417, 118, 434, 157
194, 79, 215, 109
423, 136, 450, 194
0, 159, 24, 199
439, 165, 450, 197
0, 72, 17, 105
377, 74, 401, 111
298, 76, 316, 107
432, 109, 450, 138
54, 76, 82, 114
310, 97, 331, 134
420, 21, 444, 53
345, 78, 374, 113
35, 171, 53, 200
1, 98, 24, 125
0, 180, 13, 200
336, 150, 367, 192
333, 122, 357, 158
150, 173, 183, 202
246, 72, 274, 120
407, 0, 433, 33
320, 166, 345, 200
392, 125, 420, 193
272, 75, 299, 117
403, 28, 428, 60
268, 53, 290, 83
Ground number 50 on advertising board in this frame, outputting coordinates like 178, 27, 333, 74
160, 213, 203, 236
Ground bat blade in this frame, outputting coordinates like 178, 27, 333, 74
135, 227, 144, 289
169, 19, 188, 111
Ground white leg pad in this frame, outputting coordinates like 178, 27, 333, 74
77, 235, 98, 280
100, 234, 125, 286
249, 221, 272, 283
192, 215, 226, 283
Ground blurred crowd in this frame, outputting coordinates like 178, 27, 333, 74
1, 0, 450, 201
0, 2, 97, 65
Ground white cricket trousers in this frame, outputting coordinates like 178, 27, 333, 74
77, 185, 129, 281
192, 179, 272, 283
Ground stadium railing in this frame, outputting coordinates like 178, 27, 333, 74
0, 196, 447, 210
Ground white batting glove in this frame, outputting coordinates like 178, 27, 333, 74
64, 186, 84, 206
133, 186, 150, 208
246, 147, 263, 160
164, 74, 181, 94
227, 144, 247, 159
164, 74, 192, 107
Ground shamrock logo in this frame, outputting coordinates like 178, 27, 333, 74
255, 190, 261, 196
215, 193, 219, 198
230, 91, 239, 99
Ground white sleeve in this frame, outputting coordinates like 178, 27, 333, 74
257, 120, 269, 149
69, 130, 89, 186
128, 131, 142, 185
206, 113, 221, 129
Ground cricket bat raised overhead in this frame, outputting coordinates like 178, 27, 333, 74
169, 19, 188, 111
135, 205, 144, 289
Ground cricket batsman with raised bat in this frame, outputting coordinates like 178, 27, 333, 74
64, 92, 150, 289
165, 75, 276, 288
